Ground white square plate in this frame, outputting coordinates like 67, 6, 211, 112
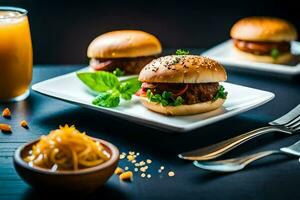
202, 40, 300, 75
32, 69, 274, 132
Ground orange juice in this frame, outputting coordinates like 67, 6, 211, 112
0, 7, 32, 101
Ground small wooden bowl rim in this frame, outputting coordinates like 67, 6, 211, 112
14, 137, 119, 175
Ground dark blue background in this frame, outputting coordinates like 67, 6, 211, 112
1, 0, 299, 64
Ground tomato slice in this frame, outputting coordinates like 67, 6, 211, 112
135, 88, 147, 97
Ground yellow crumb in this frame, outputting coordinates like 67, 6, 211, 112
2, 108, 11, 118
119, 171, 133, 181
127, 155, 135, 161
20, 120, 28, 128
114, 167, 124, 175
0, 124, 12, 133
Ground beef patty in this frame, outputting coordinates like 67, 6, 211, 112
90, 56, 156, 74
142, 82, 220, 104
233, 39, 290, 55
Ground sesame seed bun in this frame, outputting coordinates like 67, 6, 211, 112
139, 97, 225, 116
232, 46, 294, 64
138, 55, 227, 83
87, 30, 162, 58
230, 17, 298, 42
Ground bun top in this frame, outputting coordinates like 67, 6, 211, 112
87, 30, 162, 58
230, 17, 298, 42
139, 55, 227, 83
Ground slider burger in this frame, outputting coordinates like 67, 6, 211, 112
230, 17, 298, 64
87, 30, 162, 74
136, 55, 228, 116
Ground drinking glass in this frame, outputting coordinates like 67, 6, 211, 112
0, 7, 32, 101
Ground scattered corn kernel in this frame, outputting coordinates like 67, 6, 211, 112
2, 108, 11, 118
20, 120, 28, 128
147, 174, 151, 178
160, 166, 165, 170
0, 124, 12, 132
119, 171, 133, 181
129, 151, 135, 155
131, 159, 136, 163
140, 167, 147, 172
127, 155, 135, 161
114, 167, 124, 175
139, 161, 145, 166
146, 159, 152, 164
141, 173, 146, 178
119, 154, 126, 159
168, 171, 175, 177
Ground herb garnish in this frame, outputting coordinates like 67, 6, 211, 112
77, 71, 141, 107
212, 85, 228, 101
176, 49, 190, 55
270, 48, 280, 60
146, 90, 184, 107
113, 68, 125, 77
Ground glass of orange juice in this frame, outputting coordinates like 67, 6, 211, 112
0, 7, 32, 101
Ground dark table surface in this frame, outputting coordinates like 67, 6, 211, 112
1, 64, 300, 200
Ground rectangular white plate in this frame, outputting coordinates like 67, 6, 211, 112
202, 40, 300, 75
32, 69, 274, 132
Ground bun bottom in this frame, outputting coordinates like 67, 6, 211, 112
139, 97, 225, 116
232, 46, 293, 64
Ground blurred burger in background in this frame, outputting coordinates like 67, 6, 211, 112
230, 17, 298, 64
87, 30, 162, 75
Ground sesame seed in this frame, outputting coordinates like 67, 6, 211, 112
147, 174, 151, 178
134, 168, 138, 172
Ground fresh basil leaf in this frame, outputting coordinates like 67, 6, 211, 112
119, 77, 141, 95
77, 71, 120, 92
113, 68, 125, 77
270, 48, 280, 60
92, 90, 120, 107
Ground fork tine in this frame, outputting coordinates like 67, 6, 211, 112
270, 104, 300, 125
284, 115, 300, 127
290, 121, 300, 130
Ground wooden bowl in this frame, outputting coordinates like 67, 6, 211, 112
13, 137, 119, 192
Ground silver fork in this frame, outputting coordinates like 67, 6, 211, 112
178, 104, 300, 161
193, 140, 300, 172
